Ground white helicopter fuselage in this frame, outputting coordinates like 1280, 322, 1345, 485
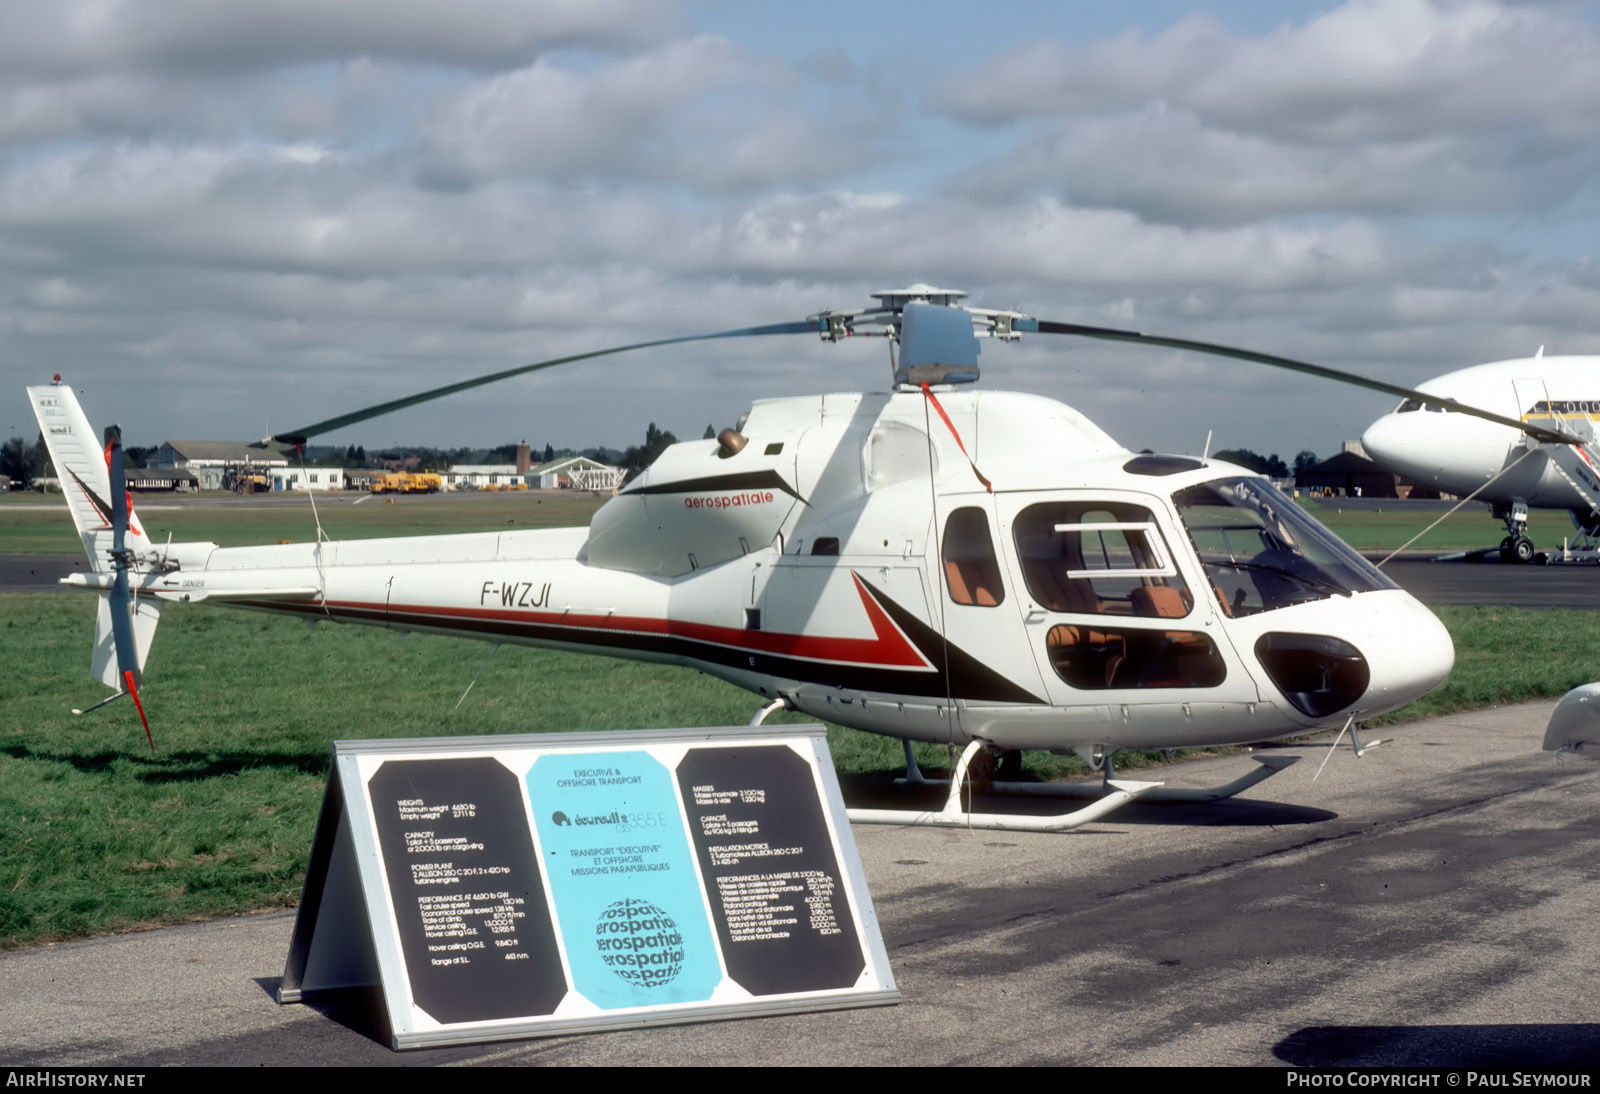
1361, 356, 1600, 512
43, 382, 1454, 757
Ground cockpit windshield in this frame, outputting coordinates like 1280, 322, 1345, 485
1172, 478, 1396, 616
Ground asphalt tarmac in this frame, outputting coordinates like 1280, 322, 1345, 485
3, 702, 1597, 1067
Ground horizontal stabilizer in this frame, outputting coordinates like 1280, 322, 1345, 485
164, 587, 322, 603
62, 571, 321, 601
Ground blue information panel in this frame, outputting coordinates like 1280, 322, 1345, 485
528, 751, 721, 1010
279, 725, 897, 1050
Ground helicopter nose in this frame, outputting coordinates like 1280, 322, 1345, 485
1350, 592, 1455, 716
1250, 592, 1453, 722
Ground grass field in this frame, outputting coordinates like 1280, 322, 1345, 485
0, 492, 611, 555
1296, 497, 1578, 553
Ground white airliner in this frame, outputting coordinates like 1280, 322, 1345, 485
1359, 355, 1600, 562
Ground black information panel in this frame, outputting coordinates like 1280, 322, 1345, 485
676, 745, 865, 995
368, 757, 565, 1024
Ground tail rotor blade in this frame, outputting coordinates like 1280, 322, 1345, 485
103, 425, 153, 751
106, 537, 155, 752
123, 669, 154, 754
105, 425, 128, 551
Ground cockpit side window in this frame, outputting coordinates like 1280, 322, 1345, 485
942, 507, 1005, 607
1173, 477, 1396, 616
1012, 501, 1192, 618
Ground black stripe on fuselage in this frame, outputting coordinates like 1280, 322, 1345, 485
226, 576, 1042, 704
622, 469, 807, 505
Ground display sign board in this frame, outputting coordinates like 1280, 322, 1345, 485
277, 725, 897, 1050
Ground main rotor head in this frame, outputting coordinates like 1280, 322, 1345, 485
811, 284, 1025, 386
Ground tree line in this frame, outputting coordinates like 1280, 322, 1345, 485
1211, 449, 1320, 479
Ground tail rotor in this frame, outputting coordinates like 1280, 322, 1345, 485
103, 425, 154, 752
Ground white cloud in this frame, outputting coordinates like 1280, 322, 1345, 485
413, 39, 890, 192
948, 105, 1591, 222
415, 37, 746, 186
707, 193, 1402, 295
933, 0, 1600, 222
937, 0, 1600, 141
0, 0, 674, 79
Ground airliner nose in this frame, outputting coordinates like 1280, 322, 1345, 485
1360, 413, 1411, 472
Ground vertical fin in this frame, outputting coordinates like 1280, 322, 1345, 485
26, 381, 152, 568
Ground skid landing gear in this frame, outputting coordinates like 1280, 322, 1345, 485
846, 741, 1301, 833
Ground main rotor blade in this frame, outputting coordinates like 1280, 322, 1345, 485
269, 319, 819, 445
1020, 318, 1585, 446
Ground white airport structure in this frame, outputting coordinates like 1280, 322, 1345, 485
156, 441, 290, 492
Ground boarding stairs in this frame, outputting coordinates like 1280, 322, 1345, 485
1531, 413, 1600, 562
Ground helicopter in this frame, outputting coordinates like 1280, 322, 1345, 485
1360, 354, 1600, 564
32, 285, 1588, 831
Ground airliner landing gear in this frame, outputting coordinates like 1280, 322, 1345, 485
1500, 534, 1535, 564
1495, 500, 1535, 563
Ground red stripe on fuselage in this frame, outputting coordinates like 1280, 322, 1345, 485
314, 570, 932, 670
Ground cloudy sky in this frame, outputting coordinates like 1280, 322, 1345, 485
4, 0, 1599, 461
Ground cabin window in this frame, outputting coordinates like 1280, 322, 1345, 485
1045, 625, 1225, 689
942, 507, 1005, 606
1012, 501, 1192, 618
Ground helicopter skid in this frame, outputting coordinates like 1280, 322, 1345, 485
895, 751, 1299, 802
1012, 753, 1301, 803
851, 749, 1301, 831
846, 779, 1159, 832
847, 738, 1171, 833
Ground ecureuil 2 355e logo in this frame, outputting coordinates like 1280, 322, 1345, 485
550, 809, 670, 834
